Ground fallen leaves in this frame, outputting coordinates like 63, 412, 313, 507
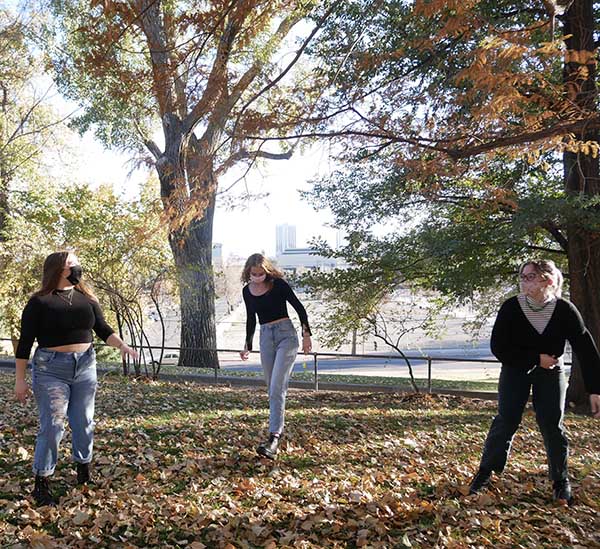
0, 372, 599, 548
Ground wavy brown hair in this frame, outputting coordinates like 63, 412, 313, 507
240, 253, 284, 284
34, 251, 99, 302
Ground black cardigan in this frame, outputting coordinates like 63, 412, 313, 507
490, 296, 600, 394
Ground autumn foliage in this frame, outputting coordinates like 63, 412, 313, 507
1, 372, 599, 547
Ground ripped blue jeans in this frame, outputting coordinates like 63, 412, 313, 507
31, 346, 97, 477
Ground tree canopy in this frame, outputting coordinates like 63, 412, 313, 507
43, 0, 340, 367
300, 1, 600, 406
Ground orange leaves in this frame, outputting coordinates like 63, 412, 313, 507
565, 49, 598, 66
1, 375, 600, 547
414, 0, 481, 38
562, 136, 600, 158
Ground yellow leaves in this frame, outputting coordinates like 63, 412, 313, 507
2, 376, 600, 547
562, 136, 600, 158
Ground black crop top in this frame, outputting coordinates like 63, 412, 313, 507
242, 278, 311, 350
15, 289, 115, 359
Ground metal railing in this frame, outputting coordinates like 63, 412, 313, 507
3, 337, 572, 393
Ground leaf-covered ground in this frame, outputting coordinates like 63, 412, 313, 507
0, 371, 599, 548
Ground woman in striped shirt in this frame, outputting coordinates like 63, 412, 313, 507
468, 260, 600, 504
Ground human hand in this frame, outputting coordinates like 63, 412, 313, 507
120, 343, 139, 361
240, 349, 250, 361
302, 335, 312, 354
590, 394, 600, 418
15, 379, 30, 403
539, 354, 558, 369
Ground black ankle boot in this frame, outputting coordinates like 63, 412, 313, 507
256, 434, 281, 460
553, 479, 573, 505
32, 475, 57, 506
468, 467, 492, 495
76, 462, 92, 485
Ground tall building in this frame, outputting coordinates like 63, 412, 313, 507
212, 243, 223, 268
276, 224, 296, 254
335, 229, 346, 250
273, 224, 342, 273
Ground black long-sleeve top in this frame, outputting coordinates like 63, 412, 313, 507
242, 277, 311, 351
491, 296, 600, 394
15, 289, 115, 359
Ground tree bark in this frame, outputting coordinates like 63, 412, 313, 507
156, 115, 219, 369
169, 199, 218, 369
563, 0, 600, 408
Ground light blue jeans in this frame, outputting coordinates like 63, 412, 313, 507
259, 319, 299, 435
31, 346, 97, 477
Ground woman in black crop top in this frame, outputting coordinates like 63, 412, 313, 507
14, 251, 138, 506
239, 253, 312, 459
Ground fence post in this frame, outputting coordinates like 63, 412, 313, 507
313, 353, 319, 391
427, 357, 432, 394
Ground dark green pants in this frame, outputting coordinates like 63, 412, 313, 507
479, 365, 568, 482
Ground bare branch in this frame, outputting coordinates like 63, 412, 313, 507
231, 0, 344, 137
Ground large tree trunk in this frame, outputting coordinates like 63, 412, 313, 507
157, 116, 219, 369
563, 0, 600, 408
169, 201, 218, 369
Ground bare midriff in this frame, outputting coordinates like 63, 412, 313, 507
44, 343, 92, 353
264, 317, 290, 326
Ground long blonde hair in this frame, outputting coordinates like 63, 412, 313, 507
519, 259, 564, 298
241, 253, 284, 284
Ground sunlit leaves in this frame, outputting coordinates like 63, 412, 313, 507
1, 372, 599, 547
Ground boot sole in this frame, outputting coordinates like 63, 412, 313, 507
256, 447, 277, 460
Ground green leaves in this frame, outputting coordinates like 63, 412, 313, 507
0, 176, 174, 356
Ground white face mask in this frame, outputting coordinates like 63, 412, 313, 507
250, 274, 266, 283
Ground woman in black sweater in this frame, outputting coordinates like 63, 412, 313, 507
469, 260, 600, 504
239, 253, 312, 459
14, 251, 138, 506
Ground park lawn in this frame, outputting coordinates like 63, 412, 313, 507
0, 371, 598, 548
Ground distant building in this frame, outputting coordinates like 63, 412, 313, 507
275, 247, 337, 274
273, 225, 344, 273
212, 243, 223, 268
276, 224, 296, 254
335, 229, 346, 250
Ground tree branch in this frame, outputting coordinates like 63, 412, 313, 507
541, 221, 569, 251
526, 244, 567, 254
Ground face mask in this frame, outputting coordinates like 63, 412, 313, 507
250, 274, 266, 283
67, 265, 83, 285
